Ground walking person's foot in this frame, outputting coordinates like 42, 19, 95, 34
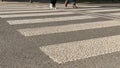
50, 4, 56, 9
50, 3, 53, 9
73, 5, 78, 9
53, 7, 56, 9
53, 5, 57, 9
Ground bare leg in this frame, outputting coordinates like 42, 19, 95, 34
65, 0, 69, 7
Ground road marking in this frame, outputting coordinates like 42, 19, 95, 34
88, 9, 120, 12
109, 12, 120, 16
78, 5, 100, 7
40, 35, 120, 64
0, 8, 49, 11
64, 8, 108, 11
0, 10, 60, 14
7, 15, 95, 25
18, 20, 119, 36
0, 11, 69, 18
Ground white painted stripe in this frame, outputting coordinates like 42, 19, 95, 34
109, 12, 120, 16
1, 12, 73, 18
0, 5, 28, 7
86, 8, 107, 10
40, 35, 120, 64
0, 8, 101, 14
0, 6, 36, 9
18, 20, 119, 36
88, 9, 120, 12
0, 8, 49, 11
65, 8, 108, 11
7, 15, 95, 25
78, 5, 100, 7
0, 10, 57, 14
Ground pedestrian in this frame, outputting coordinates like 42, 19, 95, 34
50, 0, 57, 9
65, 0, 78, 8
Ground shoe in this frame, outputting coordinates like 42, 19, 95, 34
50, 3, 53, 9
53, 5, 56, 9
50, 4, 56, 9
53, 7, 56, 9
65, 2, 68, 7
73, 5, 78, 9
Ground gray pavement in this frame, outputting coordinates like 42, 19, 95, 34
0, 2, 120, 68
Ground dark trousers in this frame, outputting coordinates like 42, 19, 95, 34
65, 0, 76, 5
51, 0, 57, 7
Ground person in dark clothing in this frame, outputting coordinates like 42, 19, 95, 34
65, 0, 78, 8
50, 0, 57, 9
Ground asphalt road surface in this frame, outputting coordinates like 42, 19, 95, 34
0, 2, 120, 68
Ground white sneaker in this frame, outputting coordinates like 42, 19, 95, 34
50, 3, 53, 9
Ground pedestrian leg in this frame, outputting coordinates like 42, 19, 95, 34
50, 0, 57, 9
65, 0, 69, 7
72, 0, 78, 8
52, 0, 56, 7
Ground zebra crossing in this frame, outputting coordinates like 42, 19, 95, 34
84, 8, 120, 18
0, 4, 120, 64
